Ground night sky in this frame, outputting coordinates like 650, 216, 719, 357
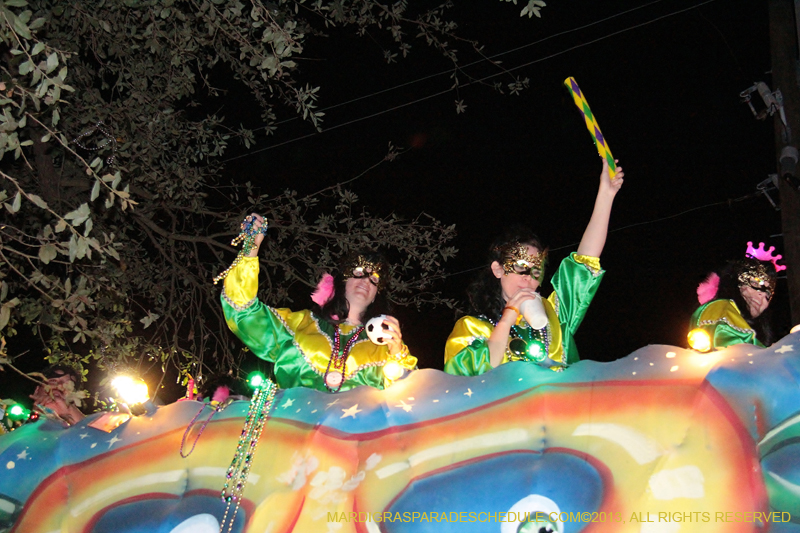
226, 0, 782, 372
2, 0, 784, 404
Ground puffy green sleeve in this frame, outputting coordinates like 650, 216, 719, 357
547, 253, 604, 364
220, 256, 288, 362
443, 316, 497, 377
690, 299, 763, 350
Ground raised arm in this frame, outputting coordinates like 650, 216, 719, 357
576, 159, 624, 258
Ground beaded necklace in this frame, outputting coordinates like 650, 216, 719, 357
72, 121, 118, 165
323, 325, 365, 392
213, 215, 269, 284
179, 402, 223, 458
219, 380, 277, 533
484, 314, 551, 363
507, 320, 551, 363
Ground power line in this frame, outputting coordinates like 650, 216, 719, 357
551, 191, 755, 252
223, 0, 717, 163
265, 0, 670, 130
500, 0, 717, 78
445, 191, 761, 279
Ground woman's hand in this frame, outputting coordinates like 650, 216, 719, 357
380, 315, 406, 357
487, 288, 540, 367
599, 158, 624, 198
245, 213, 267, 257
500, 289, 541, 325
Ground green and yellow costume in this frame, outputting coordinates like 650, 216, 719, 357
689, 299, 763, 350
221, 257, 417, 392
444, 253, 603, 376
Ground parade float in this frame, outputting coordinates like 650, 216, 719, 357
2, 332, 799, 533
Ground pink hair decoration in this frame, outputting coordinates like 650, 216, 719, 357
211, 385, 230, 404
745, 241, 787, 272
311, 273, 335, 306
697, 272, 720, 304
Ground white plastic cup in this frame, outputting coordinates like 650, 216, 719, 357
520, 297, 548, 329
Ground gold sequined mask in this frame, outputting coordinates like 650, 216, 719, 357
496, 242, 547, 281
738, 263, 776, 300
343, 256, 384, 288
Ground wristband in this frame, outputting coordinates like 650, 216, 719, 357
391, 344, 410, 360
504, 306, 520, 315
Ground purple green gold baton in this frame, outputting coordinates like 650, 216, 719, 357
564, 77, 618, 179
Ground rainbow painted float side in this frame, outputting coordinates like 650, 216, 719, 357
2, 334, 800, 533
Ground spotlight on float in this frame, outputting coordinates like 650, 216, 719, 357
383, 361, 404, 382
8, 405, 25, 418
112, 376, 154, 415
687, 328, 712, 353
248, 371, 266, 389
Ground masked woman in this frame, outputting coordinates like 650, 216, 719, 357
688, 242, 784, 351
444, 159, 624, 376
220, 214, 416, 392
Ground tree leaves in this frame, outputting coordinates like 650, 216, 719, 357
520, 0, 547, 18
64, 203, 90, 227
0, 0, 521, 395
0, 299, 19, 332
38, 243, 57, 264
27, 194, 47, 209
10, 191, 20, 212
140, 312, 160, 329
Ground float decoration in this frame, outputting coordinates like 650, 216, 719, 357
2, 334, 800, 532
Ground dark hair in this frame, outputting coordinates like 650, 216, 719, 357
316, 249, 392, 325
42, 364, 82, 388
466, 226, 547, 321
713, 258, 777, 345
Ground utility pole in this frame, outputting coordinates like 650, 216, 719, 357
769, 0, 800, 323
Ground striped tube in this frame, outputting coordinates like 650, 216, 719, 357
564, 77, 618, 178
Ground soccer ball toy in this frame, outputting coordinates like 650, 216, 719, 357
366, 315, 393, 345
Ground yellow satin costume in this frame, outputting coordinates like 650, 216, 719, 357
444, 253, 603, 376
221, 257, 417, 392
689, 299, 763, 350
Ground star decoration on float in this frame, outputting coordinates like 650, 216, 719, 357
16, 449, 28, 460
464, 389, 473, 397
341, 404, 362, 419
79, 433, 89, 439
775, 344, 794, 354
395, 400, 413, 412
280, 398, 295, 409
107, 435, 122, 449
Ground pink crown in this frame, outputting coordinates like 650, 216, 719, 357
745, 241, 787, 272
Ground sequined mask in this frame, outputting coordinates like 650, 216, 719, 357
343, 256, 384, 288
496, 242, 547, 280
737, 263, 776, 300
